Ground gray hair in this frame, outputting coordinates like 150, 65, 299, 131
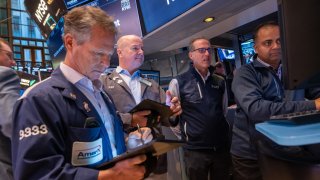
188, 37, 210, 52
63, 6, 117, 44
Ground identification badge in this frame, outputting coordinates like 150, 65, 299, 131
71, 138, 103, 166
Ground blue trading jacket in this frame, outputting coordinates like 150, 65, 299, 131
11, 67, 126, 180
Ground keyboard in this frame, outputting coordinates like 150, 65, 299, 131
270, 110, 320, 124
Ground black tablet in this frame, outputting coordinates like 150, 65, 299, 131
97, 139, 184, 170
129, 99, 173, 127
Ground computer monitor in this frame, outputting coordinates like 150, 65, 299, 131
217, 48, 235, 61
278, 0, 320, 89
140, 70, 160, 85
24, 0, 67, 38
240, 39, 255, 64
137, 0, 203, 34
64, 0, 93, 9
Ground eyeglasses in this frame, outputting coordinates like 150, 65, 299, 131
0, 49, 14, 60
191, 47, 213, 54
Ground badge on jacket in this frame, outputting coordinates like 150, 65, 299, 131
83, 101, 91, 112
71, 138, 103, 166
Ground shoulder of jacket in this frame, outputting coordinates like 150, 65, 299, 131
211, 73, 224, 81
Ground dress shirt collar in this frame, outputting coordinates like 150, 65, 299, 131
116, 66, 140, 79
256, 57, 271, 68
194, 66, 210, 83
60, 62, 102, 92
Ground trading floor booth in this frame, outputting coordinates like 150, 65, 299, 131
256, 119, 320, 180
255, 1, 320, 179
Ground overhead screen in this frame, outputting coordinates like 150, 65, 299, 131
138, 0, 203, 34
47, 0, 142, 66
24, 0, 68, 39
64, 0, 93, 9
98, 0, 142, 37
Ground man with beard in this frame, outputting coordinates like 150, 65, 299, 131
230, 21, 320, 180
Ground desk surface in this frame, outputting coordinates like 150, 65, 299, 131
255, 121, 320, 146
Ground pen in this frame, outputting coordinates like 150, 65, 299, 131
137, 124, 145, 144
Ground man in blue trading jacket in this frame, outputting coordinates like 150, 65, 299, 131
11, 6, 152, 180
0, 38, 20, 180
231, 21, 320, 180
169, 37, 231, 180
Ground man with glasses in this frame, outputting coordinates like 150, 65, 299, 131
0, 38, 16, 67
0, 38, 20, 180
169, 37, 231, 180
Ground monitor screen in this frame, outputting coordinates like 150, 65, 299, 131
16, 71, 39, 90
138, 0, 203, 34
47, 0, 142, 66
217, 48, 235, 61
98, 0, 142, 37
47, 17, 65, 62
140, 70, 160, 85
24, 0, 67, 39
240, 39, 255, 64
64, 0, 93, 9
278, 0, 320, 89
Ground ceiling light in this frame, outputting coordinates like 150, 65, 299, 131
203, 17, 215, 23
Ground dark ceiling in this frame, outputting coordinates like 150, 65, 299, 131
142, 0, 278, 55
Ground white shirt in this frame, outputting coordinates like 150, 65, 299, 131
60, 63, 117, 157
116, 66, 141, 104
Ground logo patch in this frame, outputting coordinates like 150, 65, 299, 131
71, 138, 103, 166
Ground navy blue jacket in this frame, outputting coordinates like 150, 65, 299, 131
174, 66, 229, 150
11, 67, 126, 180
231, 60, 316, 160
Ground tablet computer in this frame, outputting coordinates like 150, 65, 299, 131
129, 99, 173, 127
97, 139, 184, 170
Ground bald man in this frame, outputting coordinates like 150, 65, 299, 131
101, 35, 181, 130
101, 35, 182, 177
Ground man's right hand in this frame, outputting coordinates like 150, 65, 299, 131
131, 110, 151, 127
98, 154, 146, 180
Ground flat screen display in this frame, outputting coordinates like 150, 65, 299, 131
217, 48, 235, 61
47, 0, 142, 65
240, 39, 255, 64
24, 0, 67, 39
138, 0, 203, 34
91, 0, 142, 37
64, 0, 93, 9
46, 17, 66, 62
140, 70, 160, 85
